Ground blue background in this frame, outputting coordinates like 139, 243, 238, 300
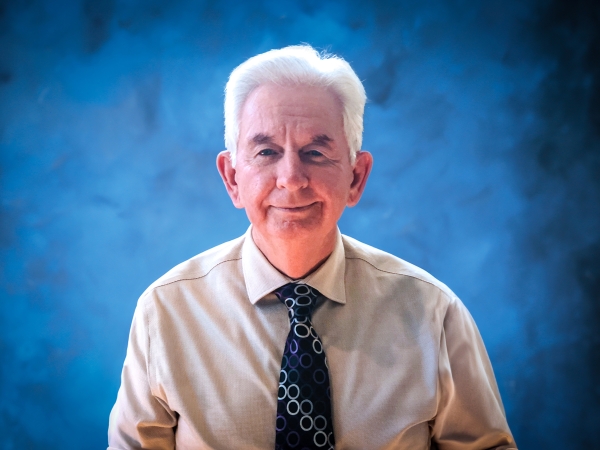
1, 0, 599, 448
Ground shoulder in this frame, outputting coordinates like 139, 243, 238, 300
342, 234, 458, 305
141, 235, 245, 296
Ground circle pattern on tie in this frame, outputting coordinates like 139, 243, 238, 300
274, 283, 335, 450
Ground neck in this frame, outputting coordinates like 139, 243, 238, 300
251, 228, 337, 279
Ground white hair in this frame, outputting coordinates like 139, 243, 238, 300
224, 45, 366, 166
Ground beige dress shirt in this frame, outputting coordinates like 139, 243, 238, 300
108, 227, 516, 449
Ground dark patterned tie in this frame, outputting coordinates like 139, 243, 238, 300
274, 283, 335, 450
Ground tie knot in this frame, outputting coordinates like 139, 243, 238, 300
274, 283, 319, 323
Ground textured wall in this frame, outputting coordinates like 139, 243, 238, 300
1, 0, 599, 448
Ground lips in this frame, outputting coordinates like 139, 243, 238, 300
271, 203, 317, 212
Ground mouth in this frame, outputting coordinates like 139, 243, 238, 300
271, 203, 317, 213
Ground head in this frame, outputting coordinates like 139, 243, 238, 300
217, 46, 373, 277
224, 45, 366, 166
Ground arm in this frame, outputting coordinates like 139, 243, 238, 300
431, 297, 517, 450
108, 296, 177, 450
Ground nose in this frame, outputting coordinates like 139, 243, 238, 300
276, 151, 309, 191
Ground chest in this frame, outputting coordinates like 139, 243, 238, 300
151, 294, 441, 449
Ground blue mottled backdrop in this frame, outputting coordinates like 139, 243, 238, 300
1, 0, 599, 448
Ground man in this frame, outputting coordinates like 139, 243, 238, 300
108, 45, 516, 449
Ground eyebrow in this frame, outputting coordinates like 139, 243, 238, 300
249, 133, 334, 147
250, 133, 274, 145
310, 134, 333, 147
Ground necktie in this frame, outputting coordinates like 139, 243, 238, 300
274, 283, 335, 450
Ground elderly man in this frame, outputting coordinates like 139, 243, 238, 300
108, 46, 516, 449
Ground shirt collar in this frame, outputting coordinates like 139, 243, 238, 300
242, 226, 347, 305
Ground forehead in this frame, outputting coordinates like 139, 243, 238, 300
238, 84, 344, 142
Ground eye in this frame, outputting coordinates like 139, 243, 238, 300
258, 148, 276, 156
305, 149, 324, 157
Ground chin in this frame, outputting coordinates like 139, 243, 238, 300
268, 219, 324, 240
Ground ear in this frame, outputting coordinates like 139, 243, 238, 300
347, 150, 373, 207
216, 151, 244, 209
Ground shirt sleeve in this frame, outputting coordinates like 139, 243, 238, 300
108, 295, 177, 450
431, 296, 517, 450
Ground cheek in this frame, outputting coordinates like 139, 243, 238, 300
238, 172, 270, 205
318, 173, 353, 201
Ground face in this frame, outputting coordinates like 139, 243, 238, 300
217, 83, 372, 249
